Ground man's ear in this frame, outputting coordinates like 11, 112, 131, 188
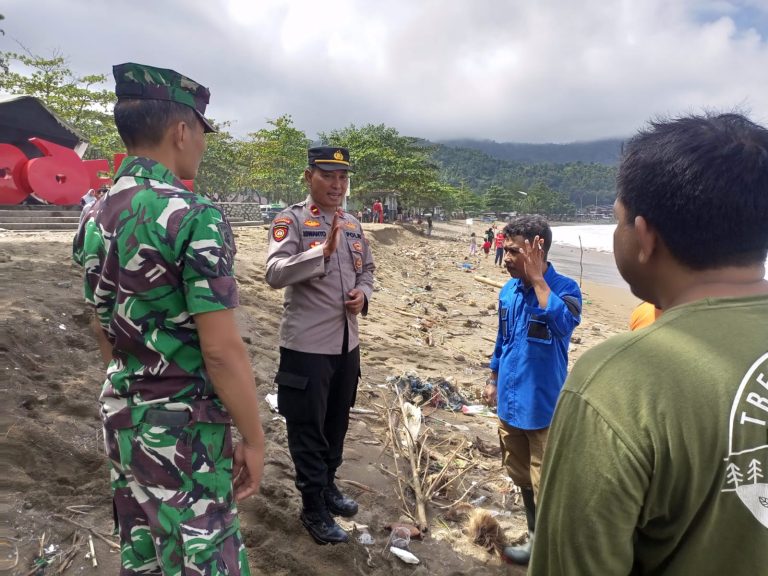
634, 215, 657, 264
303, 168, 313, 185
168, 120, 186, 150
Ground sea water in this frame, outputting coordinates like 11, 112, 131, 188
552, 225, 768, 280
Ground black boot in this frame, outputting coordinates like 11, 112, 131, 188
323, 483, 359, 517
503, 486, 536, 565
300, 492, 349, 545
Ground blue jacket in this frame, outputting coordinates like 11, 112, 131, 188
490, 263, 581, 429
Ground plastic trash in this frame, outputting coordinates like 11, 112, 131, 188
390, 547, 419, 564
390, 526, 411, 549
265, 393, 278, 412
357, 531, 374, 545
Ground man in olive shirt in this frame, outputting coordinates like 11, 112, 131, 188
531, 113, 768, 575
265, 147, 375, 545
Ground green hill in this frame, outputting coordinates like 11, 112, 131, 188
439, 138, 624, 165
431, 142, 618, 207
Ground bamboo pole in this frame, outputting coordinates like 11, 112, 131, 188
474, 275, 504, 289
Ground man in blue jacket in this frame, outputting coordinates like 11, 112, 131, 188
482, 215, 581, 564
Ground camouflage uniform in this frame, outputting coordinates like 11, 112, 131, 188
72, 197, 101, 267
113, 62, 216, 132
74, 62, 249, 576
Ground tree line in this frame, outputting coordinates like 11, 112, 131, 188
1, 49, 618, 216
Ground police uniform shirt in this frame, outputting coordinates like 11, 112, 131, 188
265, 197, 375, 355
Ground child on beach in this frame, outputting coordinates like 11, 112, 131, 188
482, 238, 492, 258
469, 233, 477, 256
459, 257, 475, 272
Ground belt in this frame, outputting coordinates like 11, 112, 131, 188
144, 408, 191, 427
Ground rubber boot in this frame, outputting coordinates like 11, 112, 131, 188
299, 492, 349, 545
503, 486, 535, 565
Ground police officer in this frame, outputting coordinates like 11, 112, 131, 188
265, 147, 375, 544
74, 63, 264, 575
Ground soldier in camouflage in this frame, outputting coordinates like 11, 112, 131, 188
73, 63, 264, 576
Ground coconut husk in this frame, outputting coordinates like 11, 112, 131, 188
465, 509, 505, 556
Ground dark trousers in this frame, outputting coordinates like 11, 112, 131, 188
276, 346, 360, 497
495, 247, 504, 265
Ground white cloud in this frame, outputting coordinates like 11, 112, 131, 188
2, 0, 768, 142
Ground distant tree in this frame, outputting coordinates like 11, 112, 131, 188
195, 122, 251, 202
484, 184, 518, 214
0, 16, 7, 74
245, 115, 309, 205
319, 124, 438, 208
432, 143, 617, 208
521, 181, 576, 216
452, 184, 485, 216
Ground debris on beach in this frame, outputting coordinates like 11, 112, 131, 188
465, 508, 505, 556
389, 546, 420, 564
387, 372, 470, 411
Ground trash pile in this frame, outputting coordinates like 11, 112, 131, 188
387, 372, 470, 411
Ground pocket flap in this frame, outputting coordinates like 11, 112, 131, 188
180, 506, 240, 568
274, 371, 309, 390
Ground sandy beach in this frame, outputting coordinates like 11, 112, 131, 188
0, 219, 639, 575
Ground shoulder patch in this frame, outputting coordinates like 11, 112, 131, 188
352, 241, 362, 252
273, 217, 292, 225
272, 224, 289, 242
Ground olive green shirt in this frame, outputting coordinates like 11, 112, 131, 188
531, 294, 768, 575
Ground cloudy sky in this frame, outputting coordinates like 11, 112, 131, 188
4, 0, 768, 143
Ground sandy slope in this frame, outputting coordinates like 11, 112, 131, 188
0, 219, 637, 575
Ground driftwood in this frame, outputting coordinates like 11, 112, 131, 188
397, 394, 429, 532
382, 378, 494, 535
393, 308, 427, 320
474, 275, 504, 289
52, 514, 120, 550
338, 478, 379, 494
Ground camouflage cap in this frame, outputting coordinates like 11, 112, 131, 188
113, 62, 216, 133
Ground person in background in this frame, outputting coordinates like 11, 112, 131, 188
265, 146, 376, 545
485, 225, 495, 245
629, 301, 661, 330
482, 215, 582, 565
482, 237, 492, 258
372, 198, 384, 223
494, 228, 506, 267
530, 113, 768, 575
469, 232, 478, 256
80, 188, 96, 208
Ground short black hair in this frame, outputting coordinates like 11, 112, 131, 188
114, 99, 198, 149
503, 215, 552, 255
618, 113, 768, 269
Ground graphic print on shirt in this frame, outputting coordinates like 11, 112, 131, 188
722, 351, 768, 528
